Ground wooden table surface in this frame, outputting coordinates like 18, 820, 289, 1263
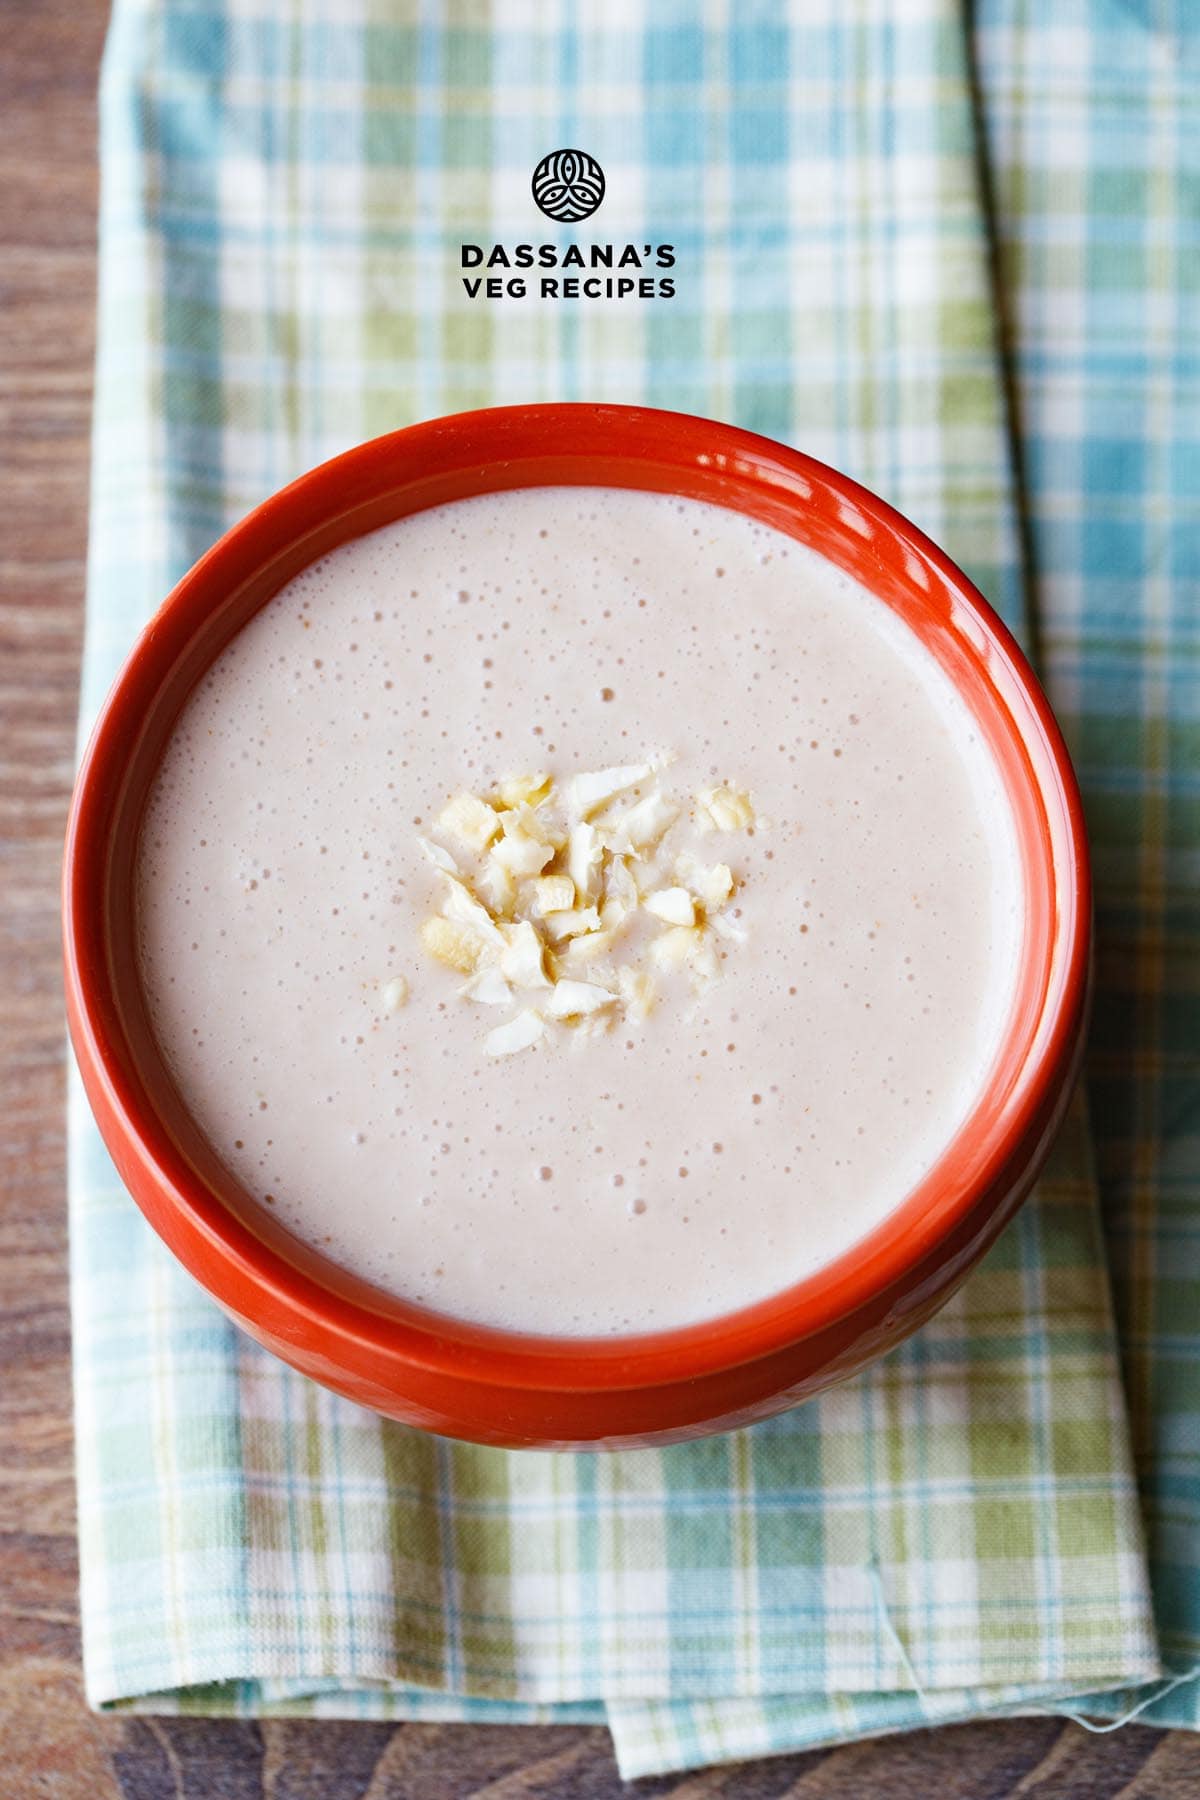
3, 4, 1197, 1795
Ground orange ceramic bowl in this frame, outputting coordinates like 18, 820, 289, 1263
63, 404, 1090, 1449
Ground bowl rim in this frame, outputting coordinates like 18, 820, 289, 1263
63, 401, 1091, 1396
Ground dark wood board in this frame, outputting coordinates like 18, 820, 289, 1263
1, 3, 1195, 1794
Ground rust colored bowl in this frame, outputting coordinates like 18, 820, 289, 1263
63, 404, 1090, 1449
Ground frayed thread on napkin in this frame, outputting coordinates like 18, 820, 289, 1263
1058, 1670, 1200, 1735
868, 1557, 1199, 1736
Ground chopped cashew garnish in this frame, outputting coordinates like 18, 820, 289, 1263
688, 934, 722, 991
493, 771, 551, 808
460, 966, 513, 1006
503, 802, 556, 845
492, 822, 555, 877
420, 916, 488, 975
416, 835, 460, 875
542, 980, 617, 1020
699, 862, 735, 910
643, 887, 696, 927
380, 975, 409, 1011
542, 905, 602, 942
567, 821, 603, 901
477, 858, 515, 918
417, 758, 758, 1053
438, 790, 500, 852
498, 920, 552, 990
603, 790, 679, 853
531, 874, 575, 916
561, 928, 616, 968
603, 855, 638, 916
484, 1010, 545, 1056
650, 924, 705, 970
440, 875, 505, 947
675, 854, 736, 912
567, 762, 654, 818
695, 784, 755, 832
616, 966, 657, 1020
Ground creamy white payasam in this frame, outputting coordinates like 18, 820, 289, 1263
135, 487, 1023, 1337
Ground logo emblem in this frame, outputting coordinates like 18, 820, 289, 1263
531, 149, 606, 224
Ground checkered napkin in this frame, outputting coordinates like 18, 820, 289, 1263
975, 0, 1200, 1733
72, 0, 1167, 1776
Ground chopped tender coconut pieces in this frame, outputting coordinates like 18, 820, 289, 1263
380, 974, 409, 1011
695, 784, 755, 832
416, 758, 758, 1053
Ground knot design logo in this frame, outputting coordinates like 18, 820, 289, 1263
531, 149, 606, 223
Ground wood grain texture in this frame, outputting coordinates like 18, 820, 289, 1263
0, 2, 1195, 1795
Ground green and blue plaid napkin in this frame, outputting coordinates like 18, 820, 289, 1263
72, 0, 1193, 1776
975, 0, 1200, 1731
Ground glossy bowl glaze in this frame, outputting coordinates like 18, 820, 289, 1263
63, 404, 1090, 1449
